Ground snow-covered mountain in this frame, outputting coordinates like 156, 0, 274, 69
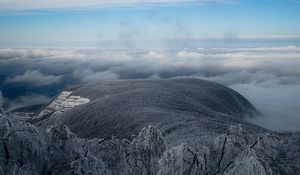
36, 79, 262, 148
0, 79, 299, 174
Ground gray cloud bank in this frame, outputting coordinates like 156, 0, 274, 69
5, 94, 51, 111
0, 46, 299, 131
6, 70, 61, 87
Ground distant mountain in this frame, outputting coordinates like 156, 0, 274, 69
35, 78, 261, 147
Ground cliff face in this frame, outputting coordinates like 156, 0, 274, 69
1, 110, 299, 175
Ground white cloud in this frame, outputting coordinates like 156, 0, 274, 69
6, 94, 50, 111
5, 70, 61, 87
0, 48, 87, 60
73, 69, 119, 82
143, 51, 167, 59
231, 83, 300, 131
176, 50, 204, 58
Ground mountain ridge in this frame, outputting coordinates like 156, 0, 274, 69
35, 78, 263, 148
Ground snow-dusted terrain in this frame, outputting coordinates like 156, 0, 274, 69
36, 91, 90, 119
0, 79, 299, 174
37, 79, 262, 148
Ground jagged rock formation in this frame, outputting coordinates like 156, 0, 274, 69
157, 143, 209, 175
1, 109, 299, 175
121, 126, 167, 175
0, 116, 109, 175
36, 79, 262, 148
223, 149, 271, 175
0, 110, 167, 175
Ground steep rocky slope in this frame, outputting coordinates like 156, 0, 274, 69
36, 79, 262, 148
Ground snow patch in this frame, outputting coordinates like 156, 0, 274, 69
37, 91, 90, 118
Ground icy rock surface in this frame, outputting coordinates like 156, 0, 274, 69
224, 149, 271, 175
1, 108, 299, 175
212, 125, 253, 174
36, 91, 90, 118
157, 143, 209, 175
0, 115, 109, 175
0, 109, 169, 175
121, 126, 167, 175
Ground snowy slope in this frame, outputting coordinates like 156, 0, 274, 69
36, 91, 90, 118
37, 79, 262, 148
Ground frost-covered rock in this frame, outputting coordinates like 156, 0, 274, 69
0, 106, 299, 175
224, 149, 271, 175
0, 111, 110, 175
37, 91, 90, 118
0, 116, 48, 174
251, 133, 300, 174
157, 143, 208, 175
133, 126, 166, 159
1, 111, 166, 175
121, 126, 167, 175
212, 125, 252, 174
211, 125, 300, 175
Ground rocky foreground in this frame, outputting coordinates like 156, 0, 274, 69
1, 107, 300, 174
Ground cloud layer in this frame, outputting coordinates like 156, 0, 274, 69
0, 46, 299, 131
5, 94, 50, 111
6, 70, 61, 87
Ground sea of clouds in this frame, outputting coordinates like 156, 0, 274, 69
0, 45, 299, 131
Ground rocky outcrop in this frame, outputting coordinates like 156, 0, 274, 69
120, 126, 167, 175
0, 108, 109, 175
224, 149, 271, 175
0, 109, 299, 175
212, 125, 254, 174
157, 143, 209, 175
0, 110, 167, 175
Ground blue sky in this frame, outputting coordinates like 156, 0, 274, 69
0, 0, 300, 47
